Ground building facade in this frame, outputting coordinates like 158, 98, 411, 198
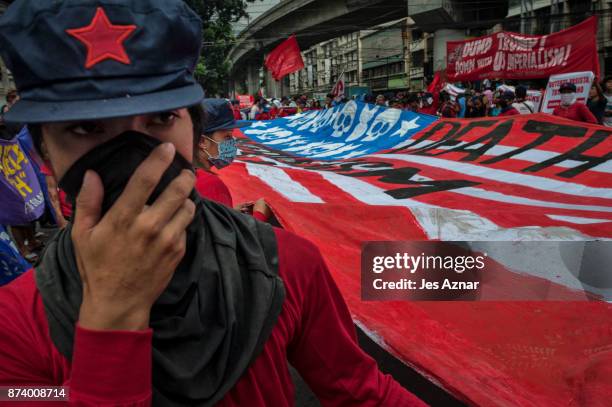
288, 19, 434, 99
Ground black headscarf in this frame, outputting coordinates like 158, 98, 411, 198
35, 132, 285, 406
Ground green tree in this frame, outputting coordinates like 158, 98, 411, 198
184, 0, 256, 96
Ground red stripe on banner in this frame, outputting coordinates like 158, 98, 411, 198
282, 168, 363, 205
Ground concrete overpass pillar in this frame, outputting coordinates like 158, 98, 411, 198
433, 28, 464, 72
246, 64, 259, 96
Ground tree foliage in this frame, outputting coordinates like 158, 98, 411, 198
184, 0, 256, 96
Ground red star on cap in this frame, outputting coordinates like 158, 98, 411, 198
67, 7, 137, 69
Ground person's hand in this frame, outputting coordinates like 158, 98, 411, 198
234, 201, 255, 214
253, 198, 271, 219
57, 217, 68, 229
73, 143, 196, 331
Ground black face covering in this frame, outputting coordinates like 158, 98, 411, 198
58, 131, 194, 215
36, 131, 285, 406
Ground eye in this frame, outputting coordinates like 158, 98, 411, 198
149, 111, 179, 126
67, 121, 104, 136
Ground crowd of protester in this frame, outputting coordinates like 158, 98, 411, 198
236, 75, 612, 126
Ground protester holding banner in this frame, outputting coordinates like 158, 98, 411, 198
0, 2, 426, 405
553, 82, 598, 124
197, 99, 271, 221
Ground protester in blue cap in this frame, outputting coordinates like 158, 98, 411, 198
553, 82, 598, 123
195, 98, 271, 220
0, 1, 426, 406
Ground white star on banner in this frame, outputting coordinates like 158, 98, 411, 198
249, 121, 269, 129
391, 118, 420, 137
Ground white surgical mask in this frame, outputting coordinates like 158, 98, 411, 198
426, 97, 433, 105
560, 93, 575, 106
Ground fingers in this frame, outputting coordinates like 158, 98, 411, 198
73, 170, 104, 234
157, 200, 196, 254
111, 142, 176, 219
144, 169, 195, 226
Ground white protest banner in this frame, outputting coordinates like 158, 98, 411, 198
527, 90, 543, 111
540, 71, 594, 113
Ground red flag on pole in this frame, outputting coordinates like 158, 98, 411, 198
331, 71, 345, 100
264, 35, 305, 81
427, 71, 445, 93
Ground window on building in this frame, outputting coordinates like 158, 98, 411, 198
412, 50, 424, 67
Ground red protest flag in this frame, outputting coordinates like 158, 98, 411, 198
264, 35, 304, 81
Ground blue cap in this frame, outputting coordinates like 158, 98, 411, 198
201, 99, 250, 134
0, 0, 204, 123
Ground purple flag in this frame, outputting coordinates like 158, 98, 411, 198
0, 137, 44, 225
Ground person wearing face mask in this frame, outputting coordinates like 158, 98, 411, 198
0, 1, 427, 406
196, 98, 270, 220
552, 82, 597, 124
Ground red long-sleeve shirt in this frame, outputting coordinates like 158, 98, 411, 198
552, 103, 598, 124
195, 169, 267, 221
0, 228, 426, 406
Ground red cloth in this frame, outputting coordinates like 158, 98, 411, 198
58, 189, 73, 219
498, 107, 520, 116
0, 229, 425, 407
195, 169, 233, 207
264, 35, 305, 81
255, 112, 271, 121
40, 161, 73, 218
418, 105, 437, 116
39, 162, 53, 176
278, 107, 297, 117
232, 107, 242, 120
553, 103, 598, 124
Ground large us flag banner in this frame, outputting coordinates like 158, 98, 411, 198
219, 102, 612, 406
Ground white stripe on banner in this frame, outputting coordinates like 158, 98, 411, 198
546, 214, 612, 224
402, 140, 612, 174
245, 163, 324, 203
374, 154, 612, 199
409, 174, 612, 213
458, 187, 612, 213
